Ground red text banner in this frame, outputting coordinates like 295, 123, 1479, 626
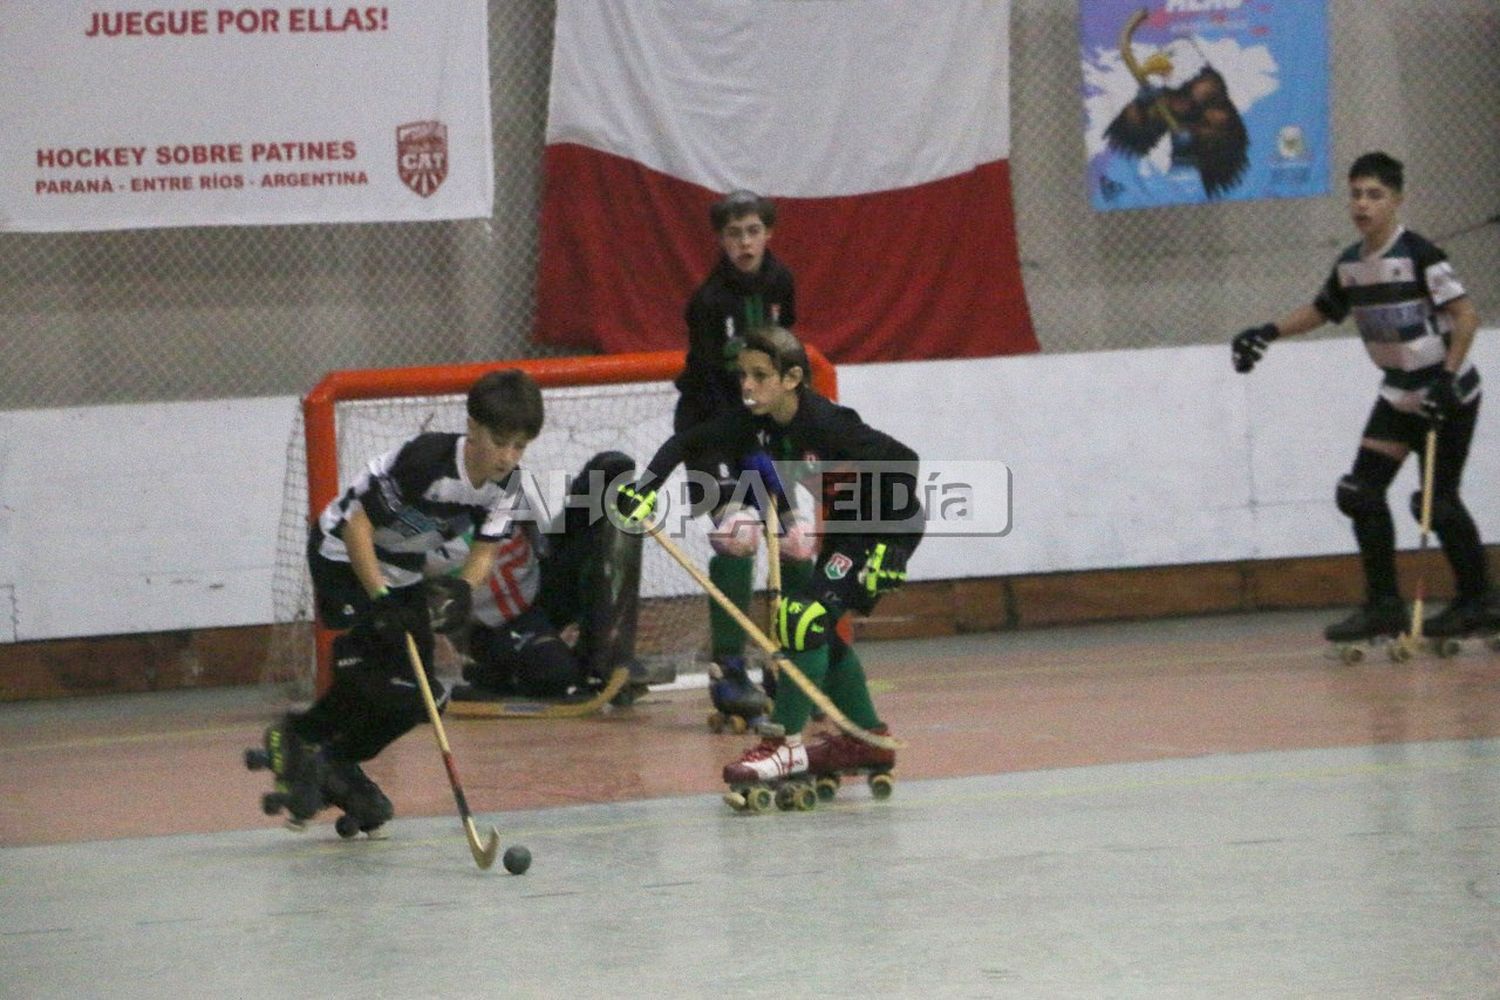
2, 3, 492, 232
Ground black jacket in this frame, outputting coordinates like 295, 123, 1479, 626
674, 250, 796, 431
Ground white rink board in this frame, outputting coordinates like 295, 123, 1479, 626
0, 332, 1497, 640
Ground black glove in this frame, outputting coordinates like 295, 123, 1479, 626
1420, 369, 1461, 422
423, 577, 472, 634
1231, 323, 1278, 373
363, 588, 425, 646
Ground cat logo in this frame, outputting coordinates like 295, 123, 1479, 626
397, 121, 448, 197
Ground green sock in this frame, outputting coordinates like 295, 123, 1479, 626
708, 554, 753, 659
823, 645, 881, 730
770, 645, 828, 736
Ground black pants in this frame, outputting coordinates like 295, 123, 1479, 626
297, 531, 440, 762
1348, 394, 1488, 600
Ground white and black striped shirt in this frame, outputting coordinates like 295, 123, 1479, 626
316, 432, 527, 588
1314, 226, 1478, 408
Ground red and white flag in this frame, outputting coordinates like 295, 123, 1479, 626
536, 0, 1037, 362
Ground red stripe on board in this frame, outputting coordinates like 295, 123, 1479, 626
536, 143, 1038, 362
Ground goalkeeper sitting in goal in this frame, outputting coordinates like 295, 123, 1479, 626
436, 450, 647, 704
262, 370, 544, 829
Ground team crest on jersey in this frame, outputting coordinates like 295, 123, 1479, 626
396, 121, 448, 197
823, 552, 854, 580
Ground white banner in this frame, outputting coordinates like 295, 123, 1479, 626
0, 2, 493, 232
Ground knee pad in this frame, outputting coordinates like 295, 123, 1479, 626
1413, 491, 1471, 532
710, 504, 762, 557
1336, 475, 1388, 520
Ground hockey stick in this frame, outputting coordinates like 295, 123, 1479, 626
1401, 426, 1439, 654
762, 503, 783, 689
646, 526, 904, 751
447, 665, 631, 719
404, 633, 501, 870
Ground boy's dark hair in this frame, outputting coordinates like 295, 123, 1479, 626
743, 325, 810, 385
1348, 151, 1403, 192
710, 189, 776, 231
467, 369, 544, 439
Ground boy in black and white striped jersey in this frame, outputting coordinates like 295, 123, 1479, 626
1232, 151, 1497, 642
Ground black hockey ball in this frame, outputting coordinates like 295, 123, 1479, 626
502, 845, 532, 875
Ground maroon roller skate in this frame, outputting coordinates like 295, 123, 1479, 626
805, 725, 897, 803
721, 726, 815, 814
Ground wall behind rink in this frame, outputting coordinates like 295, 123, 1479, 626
1, 331, 1495, 645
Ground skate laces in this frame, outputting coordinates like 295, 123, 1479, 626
742, 738, 784, 762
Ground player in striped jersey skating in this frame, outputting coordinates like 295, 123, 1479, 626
248, 370, 543, 835
1232, 152, 1498, 649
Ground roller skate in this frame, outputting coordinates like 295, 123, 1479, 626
244, 715, 326, 830
722, 725, 816, 814
1422, 591, 1500, 656
321, 756, 394, 840
706, 656, 771, 734
1325, 596, 1409, 664
805, 725, 897, 803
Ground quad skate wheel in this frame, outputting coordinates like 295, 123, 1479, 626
814, 775, 841, 802
745, 786, 774, 814
335, 814, 361, 839
1337, 644, 1364, 665
244, 748, 270, 771
261, 792, 284, 816
729, 715, 748, 735
775, 784, 798, 811
1388, 642, 1413, 664
868, 772, 894, 800
708, 712, 726, 734
791, 783, 817, 811
1433, 638, 1461, 658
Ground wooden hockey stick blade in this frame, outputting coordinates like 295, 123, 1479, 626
447, 666, 632, 719
645, 526, 905, 751
465, 817, 500, 869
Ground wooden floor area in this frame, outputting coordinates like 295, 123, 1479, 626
3, 609, 1498, 848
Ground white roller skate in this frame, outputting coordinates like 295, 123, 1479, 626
722, 724, 814, 814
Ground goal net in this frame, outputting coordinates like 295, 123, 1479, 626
266, 349, 837, 696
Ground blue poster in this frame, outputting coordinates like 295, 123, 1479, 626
1080, 1, 1329, 211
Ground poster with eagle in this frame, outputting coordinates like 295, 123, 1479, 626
1080, 1, 1329, 211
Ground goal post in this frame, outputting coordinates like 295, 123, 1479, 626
273, 347, 837, 696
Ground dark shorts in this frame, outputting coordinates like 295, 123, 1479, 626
1359, 394, 1480, 496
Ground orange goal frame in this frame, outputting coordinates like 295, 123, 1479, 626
301, 347, 837, 693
